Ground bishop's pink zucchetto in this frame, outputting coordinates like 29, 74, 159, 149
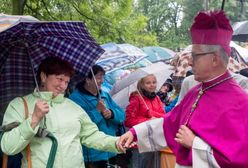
190, 10, 233, 55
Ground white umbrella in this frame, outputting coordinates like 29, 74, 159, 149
110, 62, 174, 110
232, 20, 248, 42
0, 13, 38, 32
230, 41, 248, 62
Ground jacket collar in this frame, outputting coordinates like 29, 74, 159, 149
202, 71, 231, 89
78, 88, 107, 100
33, 91, 65, 103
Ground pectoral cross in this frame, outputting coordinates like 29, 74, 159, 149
185, 75, 233, 126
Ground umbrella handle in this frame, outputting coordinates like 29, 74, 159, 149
90, 68, 101, 99
221, 0, 225, 10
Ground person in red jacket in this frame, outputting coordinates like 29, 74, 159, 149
124, 74, 165, 168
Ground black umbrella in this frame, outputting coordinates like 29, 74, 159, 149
232, 21, 248, 42
221, 0, 226, 10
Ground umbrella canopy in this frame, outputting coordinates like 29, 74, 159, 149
110, 62, 174, 110
99, 42, 127, 60
230, 41, 248, 63
0, 13, 38, 31
232, 20, 248, 42
96, 43, 147, 73
117, 43, 147, 58
123, 58, 152, 69
142, 46, 175, 63
0, 15, 104, 112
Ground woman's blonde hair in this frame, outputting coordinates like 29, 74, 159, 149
137, 74, 156, 94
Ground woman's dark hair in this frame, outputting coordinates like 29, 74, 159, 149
37, 57, 75, 84
162, 78, 173, 92
87, 64, 105, 79
76, 64, 105, 89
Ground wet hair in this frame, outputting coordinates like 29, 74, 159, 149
37, 57, 75, 84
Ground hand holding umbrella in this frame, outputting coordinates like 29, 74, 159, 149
102, 109, 112, 119
96, 99, 107, 113
96, 99, 112, 119
0, 19, 104, 114
31, 100, 49, 129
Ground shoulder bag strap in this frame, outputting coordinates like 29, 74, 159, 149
2, 97, 32, 168
2, 154, 8, 168
20, 97, 32, 168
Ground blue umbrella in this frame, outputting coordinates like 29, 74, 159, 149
123, 58, 152, 69
0, 18, 104, 110
142, 46, 175, 63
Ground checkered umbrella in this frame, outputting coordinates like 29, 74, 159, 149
0, 19, 104, 114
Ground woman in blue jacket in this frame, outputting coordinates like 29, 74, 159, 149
69, 65, 126, 168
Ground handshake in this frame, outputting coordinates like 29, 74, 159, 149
116, 131, 137, 153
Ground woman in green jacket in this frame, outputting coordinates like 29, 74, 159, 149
1, 57, 121, 168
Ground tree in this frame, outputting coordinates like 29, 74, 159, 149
135, 0, 184, 50
209, 0, 248, 22
136, 0, 248, 50
2, 0, 248, 49
1, 0, 158, 46
179, 0, 204, 48
12, 0, 26, 14
0, 0, 12, 14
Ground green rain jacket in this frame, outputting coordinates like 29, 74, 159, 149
1, 92, 119, 168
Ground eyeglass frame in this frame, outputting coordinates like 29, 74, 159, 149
191, 51, 215, 61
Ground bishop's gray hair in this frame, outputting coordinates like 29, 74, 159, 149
199, 45, 229, 65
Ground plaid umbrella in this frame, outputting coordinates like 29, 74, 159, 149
0, 18, 104, 116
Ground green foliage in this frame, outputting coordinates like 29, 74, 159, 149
179, 0, 204, 48
1, 0, 157, 46
135, 0, 185, 50
209, 0, 248, 22
1, 0, 248, 50
0, 0, 12, 14
120, 14, 158, 47
27, 0, 157, 46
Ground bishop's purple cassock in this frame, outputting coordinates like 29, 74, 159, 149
133, 71, 248, 168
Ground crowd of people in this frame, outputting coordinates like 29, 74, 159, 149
1, 9, 248, 168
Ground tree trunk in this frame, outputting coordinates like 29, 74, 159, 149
203, 0, 209, 10
12, 0, 27, 15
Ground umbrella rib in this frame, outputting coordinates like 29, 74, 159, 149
25, 42, 40, 93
